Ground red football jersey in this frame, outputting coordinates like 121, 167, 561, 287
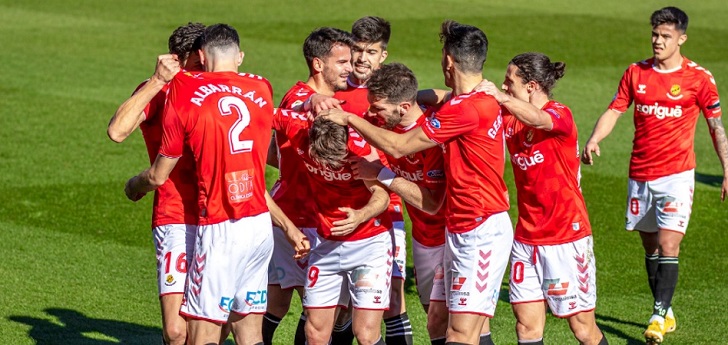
336, 79, 405, 222
387, 110, 447, 247
422, 91, 510, 233
160, 71, 274, 226
504, 101, 591, 245
609, 57, 722, 181
272, 109, 392, 241
134, 81, 199, 228
270, 81, 318, 228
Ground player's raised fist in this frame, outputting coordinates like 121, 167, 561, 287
152, 54, 181, 84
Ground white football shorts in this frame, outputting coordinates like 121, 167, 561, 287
412, 238, 445, 306
391, 221, 407, 280
268, 226, 318, 289
626, 169, 694, 234
444, 211, 513, 317
154, 224, 196, 296
180, 212, 273, 323
509, 236, 597, 317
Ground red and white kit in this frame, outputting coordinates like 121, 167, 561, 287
133, 80, 198, 296
161, 71, 275, 323
422, 91, 513, 315
386, 110, 448, 305
268, 81, 320, 289
336, 79, 407, 280
273, 109, 393, 310
609, 57, 721, 232
504, 101, 597, 316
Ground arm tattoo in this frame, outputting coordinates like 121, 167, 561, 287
707, 117, 728, 172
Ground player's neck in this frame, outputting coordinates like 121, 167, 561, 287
349, 76, 368, 87
399, 103, 424, 128
205, 62, 239, 73
451, 72, 483, 96
654, 54, 683, 71
531, 93, 550, 110
307, 76, 335, 96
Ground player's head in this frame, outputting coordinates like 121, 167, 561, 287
199, 24, 243, 72
366, 63, 418, 129
503, 52, 566, 100
168, 22, 206, 71
439, 20, 488, 87
304, 27, 355, 91
309, 116, 349, 170
650, 7, 688, 62
351, 16, 390, 82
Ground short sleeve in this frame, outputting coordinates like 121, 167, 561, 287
697, 73, 722, 119
608, 66, 634, 113
423, 101, 479, 144
159, 88, 185, 159
545, 103, 574, 137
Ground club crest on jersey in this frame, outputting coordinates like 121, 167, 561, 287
429, 118, 441, 129
667, 84, 683, 100
526, 129, 534, 143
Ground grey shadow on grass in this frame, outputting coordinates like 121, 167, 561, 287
695, 172, 723, 188
595, 313, 645, 344
9, 308, 161, 344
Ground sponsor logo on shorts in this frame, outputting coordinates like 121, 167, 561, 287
164, 274, 176, 286
352, 268, 377, 288
373, 295, 382, 304
542, 278, 569, 296
569, 301, 577, 310
245, 290, 268, 306
452, 276, 467, 291
219, 297, 234, 313
458, 297, 467, 306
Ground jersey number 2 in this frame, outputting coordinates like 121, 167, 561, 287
219, 96, 253, 154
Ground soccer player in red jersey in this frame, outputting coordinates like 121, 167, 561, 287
321, 20, 513, 345
478, 53, 608, 345
107, 22, 204, 345
263, 27, 354, 345
339, 62, 450, 343
271, 109, 393, 345
124, 24, 308, 345
307, 18, 413, 344
582, 7, 728, 344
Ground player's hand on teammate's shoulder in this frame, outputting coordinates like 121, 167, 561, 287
318, 108, 351, 126
581, 140, 601, 165
475, 79, 509, 104
309, 94, 345, 114
151, 54, 181, 84
350, 156, 384, 181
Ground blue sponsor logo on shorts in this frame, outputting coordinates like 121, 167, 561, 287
245, 290, 267, 306
219, 297, 234, 313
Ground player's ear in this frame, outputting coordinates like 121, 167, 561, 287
399, 101, 411, 114
678, 33, 687, 46
379, 49, 388, 64
237, 51, 245, 67
198, 49, 207, 68
313, 57, 324, 73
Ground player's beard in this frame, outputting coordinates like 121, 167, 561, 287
352, 63, 373, 82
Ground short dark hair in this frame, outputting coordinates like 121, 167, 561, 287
303, 27, 354, 73
510, 52, 566, 98
651, 7, 688, 33
352, 16, 391, 49
200, 23, 240, 52
367, 63, 418, 104
439, 20, 488, 74
309, 117, 348, 170
168, 22, 205, 62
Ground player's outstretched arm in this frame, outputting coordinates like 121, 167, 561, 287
476, 79, 553, 130
320, 108, 437, 158
265, 192, 310, 258
351, 157, 445, 214
581, 109, 623, 165
124, 155, 179, 201
707, 117, 728, 201
107, 54, 181, 143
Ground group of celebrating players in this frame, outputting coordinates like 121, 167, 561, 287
109, 5, 727, 345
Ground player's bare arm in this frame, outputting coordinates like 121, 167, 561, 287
351, 157, 445, 214
320, 108, 437, 158
266, 134, 280, 168
417, 89, 451, 107
124, 154, 179, 201
581, 108, 623, 165
307, 93, 345, 114
477, 79, 554, 130
265, 192, 310, 258
330, 179, 390, 237
107, 54, 181, 143
707, 117, 728, 201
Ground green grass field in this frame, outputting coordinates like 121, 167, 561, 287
1, 0, 727, 344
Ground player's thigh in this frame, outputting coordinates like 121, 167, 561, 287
412, 239, 445, 307
509, 240, 544, 306
342, 231, 393, 310
537, 236, 597, 317
512, 301, 546, 338
445, 212, 513, 316
154, 224, 195, 295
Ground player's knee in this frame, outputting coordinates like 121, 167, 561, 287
304, 321, 329, 345
353, 326, 381, 345
426, 309, 448, 337
163, 322, 187, 345
567, 316, 599, 344
658, 242, 680, 257
515, 319, 543, 340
